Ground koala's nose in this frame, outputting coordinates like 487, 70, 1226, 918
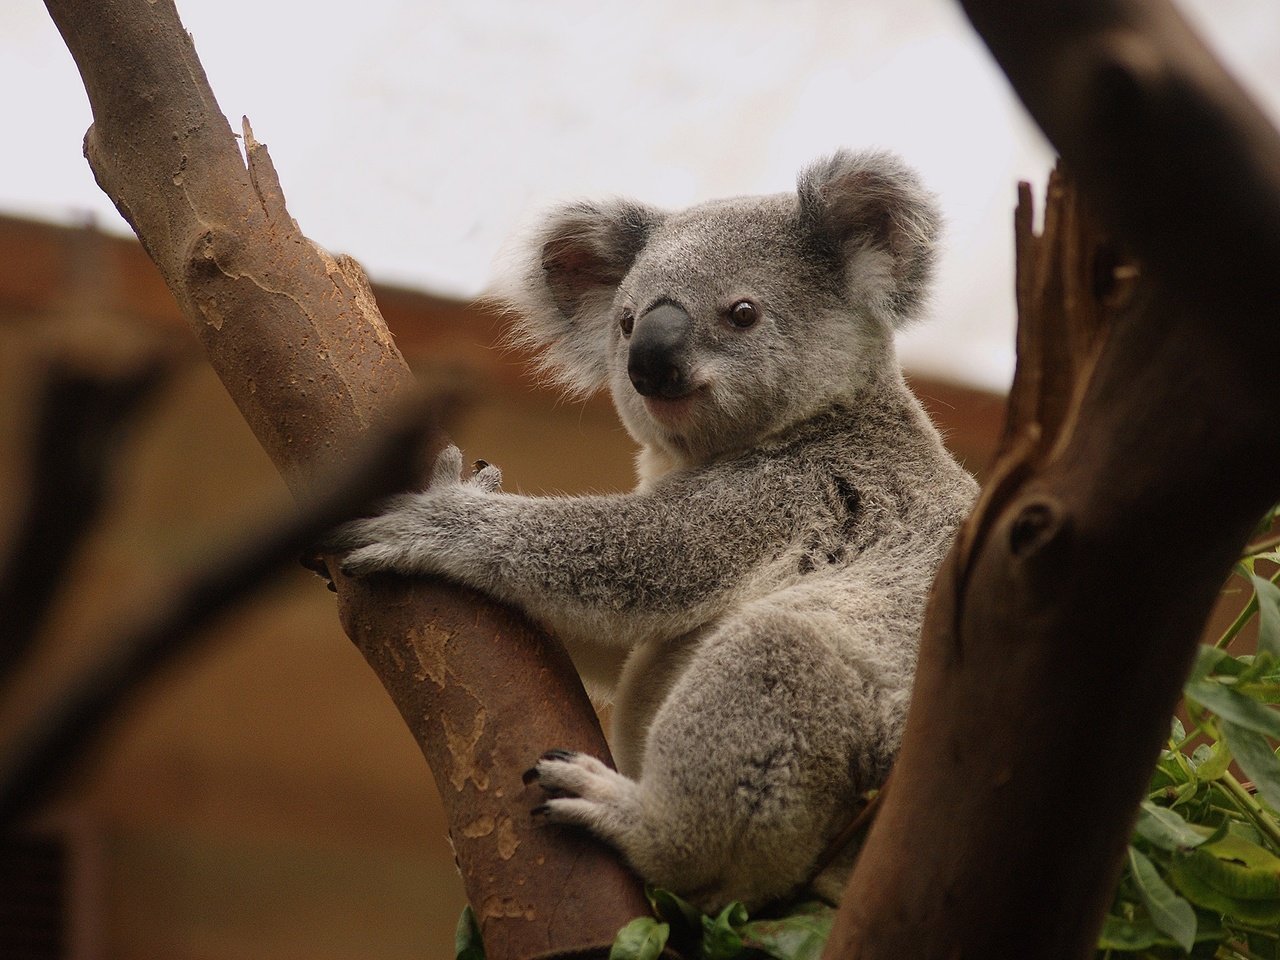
628, 302, 694, 399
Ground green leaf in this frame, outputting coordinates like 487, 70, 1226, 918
1171, 781, 1200, 808
1185, 679, 1280, 739
702, 901, 748, 960
1220, 720, 1280, 814
610, 917, 670, 960
646, 886, 703, 936
1169, 831, 1280, 926
1190, 645, 1231, 682
1134, 801, 1211, 851
1097, 912, 1161, 951
741, 904, 835, 960
1191, 737, 1233, 782
1127, 846, 1197, 952
1170, 716, 1187, 743
454, 905, 486, 960
1251, 575, 1280, 657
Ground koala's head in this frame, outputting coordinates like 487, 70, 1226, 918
496, 150, 939, 472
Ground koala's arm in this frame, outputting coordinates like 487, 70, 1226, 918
333, 454, 803, 646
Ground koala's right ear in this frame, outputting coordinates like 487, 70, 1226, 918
493, 200, 664, 396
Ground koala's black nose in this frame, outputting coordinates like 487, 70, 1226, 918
628, 302, 694, 399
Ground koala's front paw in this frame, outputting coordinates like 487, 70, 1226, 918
324, 445, 502, 579
524, 750, 641, 836
430, 444, 503, 493
324, 492, 423, 577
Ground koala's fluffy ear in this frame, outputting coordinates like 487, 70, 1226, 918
797, 150, 940, 328
494, 200, 665, 396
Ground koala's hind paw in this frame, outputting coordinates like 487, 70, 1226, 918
526, 750, 642, 837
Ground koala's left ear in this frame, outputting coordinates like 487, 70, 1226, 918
797, 150, 940, 328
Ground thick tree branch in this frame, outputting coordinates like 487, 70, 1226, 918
961, 0, 1280, 335
41, 1, 647, 956
828, 3, 1280, 956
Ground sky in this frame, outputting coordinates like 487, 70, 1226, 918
3, 1, 1278, 391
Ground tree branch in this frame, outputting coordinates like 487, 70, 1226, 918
0, 397, 429, 829
827, 1, 1280, 954
0, 354, 170, 685
41, 1, 647, 955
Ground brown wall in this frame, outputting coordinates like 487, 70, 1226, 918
0, 214, 1005, 959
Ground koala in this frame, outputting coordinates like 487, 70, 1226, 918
332, 150, 978, 911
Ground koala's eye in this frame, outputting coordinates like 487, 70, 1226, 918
727, 300, 759, 329
619, 310, 635, 337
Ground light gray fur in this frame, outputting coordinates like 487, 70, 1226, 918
332, 150, 978, 910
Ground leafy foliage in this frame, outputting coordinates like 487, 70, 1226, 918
607, 888, 835, 960
1100, 540, 1280, 960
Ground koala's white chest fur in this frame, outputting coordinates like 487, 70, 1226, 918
336, 149, 979, 911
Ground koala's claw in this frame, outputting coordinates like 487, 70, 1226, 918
526, 751, 641, 838
523, 748, 576, 786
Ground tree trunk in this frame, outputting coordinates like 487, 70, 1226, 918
826, 0, 1280, 954
41, 2, 647, 956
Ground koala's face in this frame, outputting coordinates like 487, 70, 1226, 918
605, 197, 871, 463
500, 150, 939, 468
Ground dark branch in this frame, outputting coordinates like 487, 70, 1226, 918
0, 355, 170, 684
0, 396, 433, 830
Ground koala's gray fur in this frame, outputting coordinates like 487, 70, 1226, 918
333, 150, 978, 911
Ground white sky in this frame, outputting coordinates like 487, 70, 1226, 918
3, 1, 1278, 391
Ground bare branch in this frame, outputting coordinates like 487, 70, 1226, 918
0, 354, 170, 683
0, 396, 431, 829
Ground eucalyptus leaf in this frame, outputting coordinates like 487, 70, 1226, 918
647, 886, 704, 936
1190, 645, 1230, 682
1192, 738, 1233, 782
1220, 720, 1280, 814
609, 917, 670, 960
1097, 912, 1161, 951
1134, 801, 1211, 851
1185, 679, 1280, 739
454, 905, 486, 960
1127, 846, 1197, 952
702, 901, 748, 960
1171, 781, 1200, 807
741, 907, 835, 960
1171, 830, 1280, 907
1251, 574, 1280, 657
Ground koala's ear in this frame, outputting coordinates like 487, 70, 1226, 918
797, 150, 940, 328
492, 200, 664, 396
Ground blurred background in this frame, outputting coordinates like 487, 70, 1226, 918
0, 1, 1275, 957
